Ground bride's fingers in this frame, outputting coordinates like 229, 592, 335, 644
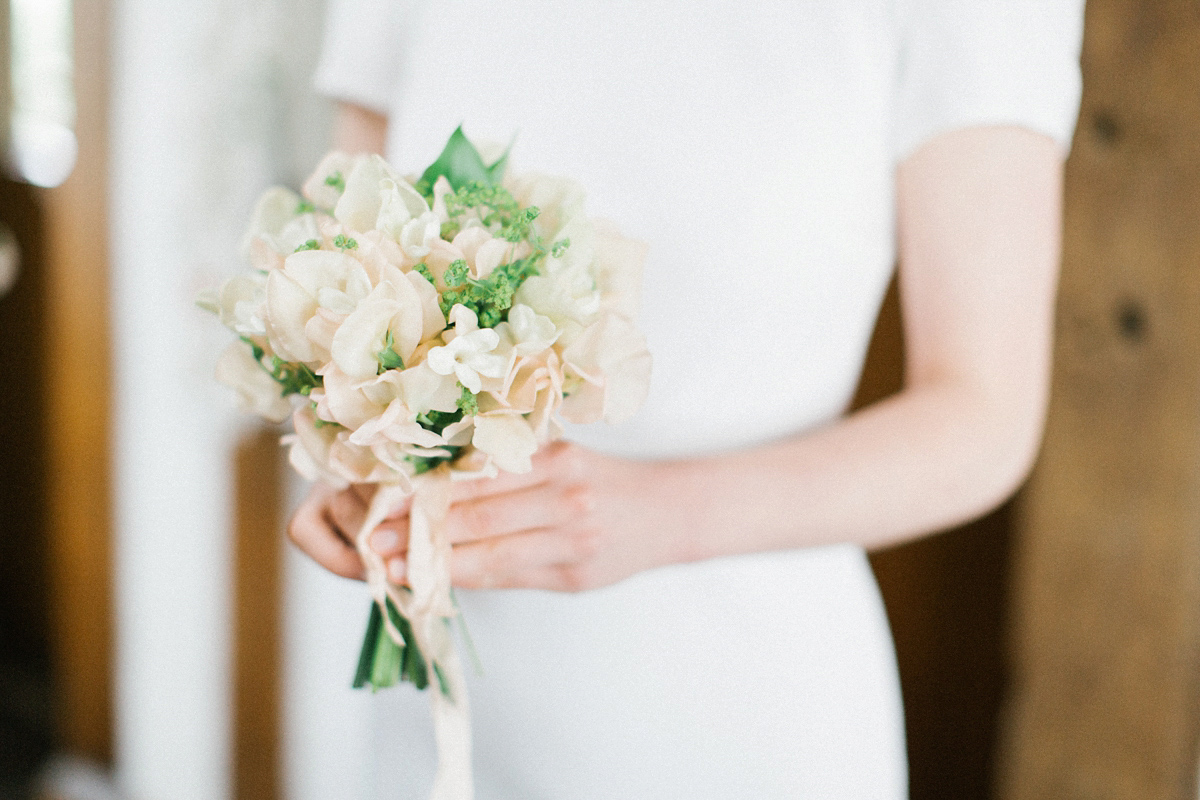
367, 442, 587, 571
450, 527, 596, 589
446, 440, 576, 506
448, 468, 549, 507
288, 488, 365, 581
444, 483, 589, 546
372, 486, 567, 580
368, 517, 409, 559
327, 488, 368, 545
350, 483, 375, 506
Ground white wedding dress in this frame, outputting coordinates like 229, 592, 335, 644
306, 2, 1085, 797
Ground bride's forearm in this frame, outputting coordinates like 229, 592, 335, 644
666, 375, 1047, 561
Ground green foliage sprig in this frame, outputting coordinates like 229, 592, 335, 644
242, 337, 322, 397
415, 125, 510, 198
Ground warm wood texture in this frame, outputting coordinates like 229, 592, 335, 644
37, 0, 113, 762
999, 3, 1200, 799
233, 428, 284, 800
0, 180, 56, 780
858, 279, 1014, 800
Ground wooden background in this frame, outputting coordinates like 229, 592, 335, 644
862, 2, 1200, 799
1001, 2, 1200, 799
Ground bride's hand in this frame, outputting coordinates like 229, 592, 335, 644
287, 441, 689, 591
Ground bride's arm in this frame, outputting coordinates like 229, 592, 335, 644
331, 101, 387, 155
671, 125, 1063, 560
291, 123, 1065, 590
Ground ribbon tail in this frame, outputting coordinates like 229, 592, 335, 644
429, 625, 473, 800
409, 467, 474, 800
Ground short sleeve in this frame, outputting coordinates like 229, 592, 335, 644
312, 0, 410, 115
893, 0, 1086, 161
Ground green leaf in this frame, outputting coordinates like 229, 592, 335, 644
240, 336, 265, 363
294, 239, 320, 252
376, 329, 405, 372
416, 408, 463, 434
266, 357, 323, 397
407, 448, 463, 474
386, 598, 429, 691
353, 601, 384, 689
418, 126, 492, 193
433, 663, 452, 699
484, 136, 515, 185
369, 623, 404, 689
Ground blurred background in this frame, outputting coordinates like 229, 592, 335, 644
1, 0, 1198, 798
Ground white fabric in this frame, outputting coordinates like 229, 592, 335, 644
312, 2, 1084, 797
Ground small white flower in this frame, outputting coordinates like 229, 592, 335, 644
315, 267, 372, 316
214, 341, 292, 423
377, 175, 437, 259
451, 226, 515, 281
560, 312, 652, 424
505, 172, 586, 241
376, 176, 430, 229
335, 155, 401, 231
472, 413, 538, 474
425, 305, 506, 393
398, 211, 443, 259
240, 187, 317, 260
513, 269, 601, 346
208, 272, 268, 337
430, 176, 455, 224
497, 303, 560, 356
301, 151, 354, 210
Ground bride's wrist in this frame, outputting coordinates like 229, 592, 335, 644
647, 456, 727, 567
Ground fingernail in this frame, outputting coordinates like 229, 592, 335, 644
371, 529, 399, 554
387, 557, 407, 583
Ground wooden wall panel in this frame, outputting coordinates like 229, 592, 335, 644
233, 429, 283, 800
1000, 3, 1200, 798
39, 0, 113, 762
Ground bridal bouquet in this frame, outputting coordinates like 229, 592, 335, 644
200, 128, 650, 799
